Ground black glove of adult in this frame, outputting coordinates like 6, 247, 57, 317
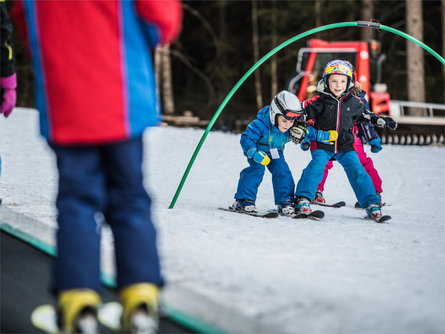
289, 122, 307, 144
376, 116, 397, 130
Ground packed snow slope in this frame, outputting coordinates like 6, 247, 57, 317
1, 108, 444, 333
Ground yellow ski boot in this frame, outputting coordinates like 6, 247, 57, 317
120, 283, 160, 334
57, 289, 101, 333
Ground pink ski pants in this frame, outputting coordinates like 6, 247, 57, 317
317, 130, 383, 194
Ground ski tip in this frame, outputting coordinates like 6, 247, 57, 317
376, 215, 391, 223
218, 207, 278, 218
365, 214, 391, 223
311, 210, 325, 219
262, 212, 279, 218
31, 304, 59, 334
292, 210, 324, 220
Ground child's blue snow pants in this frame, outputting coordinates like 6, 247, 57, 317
295, 149, 380, 208
235, 150, 295, 205
51, 137, 163, 294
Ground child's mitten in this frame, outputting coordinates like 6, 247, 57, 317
376, 116, 397, 130
368, 138, 382, 153
247, 148, 270, 166
316, 130, 338, 144
289, 123, 307, 144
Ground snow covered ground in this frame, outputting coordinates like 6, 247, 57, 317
1, 108, 445, 333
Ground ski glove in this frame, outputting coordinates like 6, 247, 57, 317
376, 116, 397, 130
316, 129, 338, 145
289, 123, 307, 144
300, 137, 311, 151
247, 148, 270, 166
1, 73, 17, 118
368, 138, 382, 153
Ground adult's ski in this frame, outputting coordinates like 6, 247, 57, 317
218, 207, 279, 218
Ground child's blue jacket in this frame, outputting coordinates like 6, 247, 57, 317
240, 106, 291, 156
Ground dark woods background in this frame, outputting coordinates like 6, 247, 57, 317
9, 0, 444, 124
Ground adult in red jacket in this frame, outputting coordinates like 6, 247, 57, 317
12, 1, 182, 332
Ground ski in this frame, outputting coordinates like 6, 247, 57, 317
97, 302, 158, 333
31, 305, 59, 334
31, 303, 129, 334
218, 207, 279, 218
292, 210, 325, 220
312, 201, 346, 208
31, 304, 101, 334
366, 215, 391, 223
97, 302, 121, 332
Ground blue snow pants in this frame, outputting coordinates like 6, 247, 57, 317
50, 137, 163, 293
235, 150, 295, 205
295, 149, 380, 208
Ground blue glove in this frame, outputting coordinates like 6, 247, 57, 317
369, 138, 382, 153
316, 130, 338, 144
247, 148, 270, 166
300, 137, 311, 151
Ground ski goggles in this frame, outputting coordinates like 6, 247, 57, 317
282, 110, 304, 120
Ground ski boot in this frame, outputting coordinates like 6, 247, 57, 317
356, 193, 383, 209
312, 190, 326, 204
277, 201, 295, 216
366, 203, 382, 221
231, 199, 258, 213
295, 197, 312, 214
120, 283, 160, 334
57, 289, 101, 334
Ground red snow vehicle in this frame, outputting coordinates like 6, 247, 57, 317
287, 38, 390, 116
287, 39, 445, 145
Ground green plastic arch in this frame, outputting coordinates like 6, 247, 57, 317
169, 21, 445, 209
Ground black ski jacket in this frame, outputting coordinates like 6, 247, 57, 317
303, 90, 380, 153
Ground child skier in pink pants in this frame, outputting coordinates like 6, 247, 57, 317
314, 122, 383, 204
303, 71, 384, 206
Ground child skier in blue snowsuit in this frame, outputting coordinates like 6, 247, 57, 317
232, 91, 306, 216
292, 60, 397, 221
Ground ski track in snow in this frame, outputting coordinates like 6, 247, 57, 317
1, 108, 445, 333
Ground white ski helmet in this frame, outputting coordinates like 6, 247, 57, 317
270, 90, 303, 126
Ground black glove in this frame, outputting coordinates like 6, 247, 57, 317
289, 122, 307, 144
376, 116, 397, 130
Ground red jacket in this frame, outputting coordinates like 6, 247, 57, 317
12, 0, 182, 144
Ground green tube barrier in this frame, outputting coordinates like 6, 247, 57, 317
169, 21, 444, 209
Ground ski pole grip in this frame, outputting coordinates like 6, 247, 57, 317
357, 21, 381, 29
